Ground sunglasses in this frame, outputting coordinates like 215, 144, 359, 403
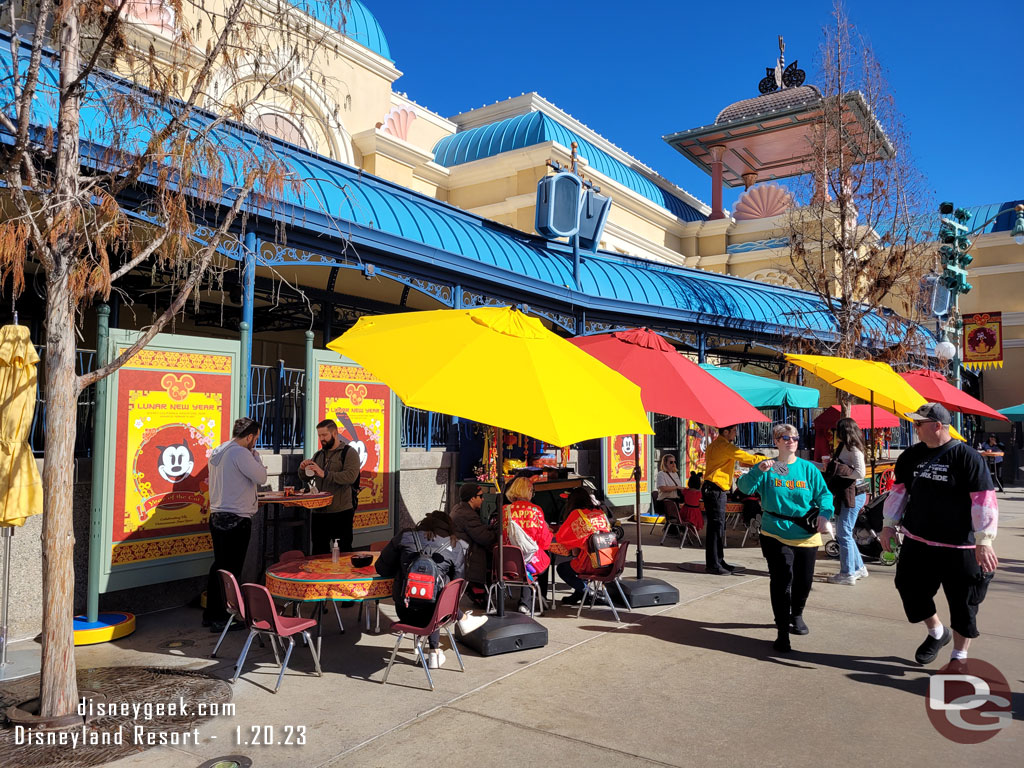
474, 493, 484, 498
777, 435, 799, 442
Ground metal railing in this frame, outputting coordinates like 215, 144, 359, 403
249, 362, 306, 452
29, 347, 97, 457
402, 407, 453, 450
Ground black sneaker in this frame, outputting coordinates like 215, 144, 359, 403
914, 627, 952, 665
705, 566, 728, 575
721, 563, 746, 574
210, 620, 245, 634
789, 615, 809, 635
559, 591, 586, 606
772, 631, 792, 653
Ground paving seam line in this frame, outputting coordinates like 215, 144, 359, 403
320, 576, 761, 766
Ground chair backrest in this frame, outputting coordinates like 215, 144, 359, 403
368, 540, 389, 552
425, 578, 465, 631
217, 569, 245, 620
279, 549, 305, 562
651, 490, 659, 503
241, 583, 284, 634
491, 545, 528, 583
595, 541, 630, 583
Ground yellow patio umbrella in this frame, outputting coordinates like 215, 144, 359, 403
0, 325, 43, 527
328, 306, 652, 446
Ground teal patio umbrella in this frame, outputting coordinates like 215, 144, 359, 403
998, 403, 1024, 422
699, 364, 820, 408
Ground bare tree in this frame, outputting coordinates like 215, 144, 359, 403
782, 3, 934, 388
0, 0, 348, 718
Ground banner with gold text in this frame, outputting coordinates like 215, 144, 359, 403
602, 432, 650, 501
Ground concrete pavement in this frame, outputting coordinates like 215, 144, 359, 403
10, 488, 1022, 767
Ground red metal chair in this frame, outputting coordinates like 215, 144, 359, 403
234, 583, 323, 693
210, 570, 247, 659
576, 541, 632, 622
486, 545, 545, 616
381, 578, 466, 691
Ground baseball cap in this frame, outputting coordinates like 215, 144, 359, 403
459, 483, 483, 502
905, 402, 952, 425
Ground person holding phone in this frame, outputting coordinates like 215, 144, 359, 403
881, 403, 999, 668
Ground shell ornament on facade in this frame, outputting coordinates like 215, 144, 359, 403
732, 184, 792, 220
380, 106, 416, 140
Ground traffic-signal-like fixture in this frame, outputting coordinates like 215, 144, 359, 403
937, 202, 973, 296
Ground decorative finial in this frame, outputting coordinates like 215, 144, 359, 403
758, 36, 805, 94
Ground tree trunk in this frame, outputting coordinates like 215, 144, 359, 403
39, 274, 80, 717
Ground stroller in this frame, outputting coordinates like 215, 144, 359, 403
824, 491, 898, 566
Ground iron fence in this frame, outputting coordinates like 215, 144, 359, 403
249, 362, 305, 452
402, 407, 453, 450
29, 347, 97, 457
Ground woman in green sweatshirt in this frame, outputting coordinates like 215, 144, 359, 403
738, 423, 833, 653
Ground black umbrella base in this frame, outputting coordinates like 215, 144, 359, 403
457, 613, 548, 657
678, 562, 747, 575
615, 577, 679, 607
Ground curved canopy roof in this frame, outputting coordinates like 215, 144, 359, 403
0, 32, 932, 354
433, 111, 705, 223
289, 1, 391, 60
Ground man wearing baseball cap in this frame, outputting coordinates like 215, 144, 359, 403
881, 403, 999, 667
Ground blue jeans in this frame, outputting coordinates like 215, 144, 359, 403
837, 493, 867, 576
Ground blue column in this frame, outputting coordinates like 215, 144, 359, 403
697, 333, 707, 364
240, 232, 256, 419
86, 304, 110, 622
304, 330, 315, 456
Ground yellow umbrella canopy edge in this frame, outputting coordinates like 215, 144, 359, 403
785, 354, 966, 441
0, 325, 44, 527
328, 307, 653, 446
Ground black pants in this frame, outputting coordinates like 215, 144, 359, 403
894, 537, 993, 639
203, 513, 253, 624
702, 483, 727, 570
760, 534, 818, 630
311, 508, 355, 555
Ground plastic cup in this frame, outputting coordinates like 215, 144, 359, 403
305, 466, 316, 477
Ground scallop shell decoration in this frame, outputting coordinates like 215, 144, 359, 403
732, 183, 792, 221
380, 107, 416, 141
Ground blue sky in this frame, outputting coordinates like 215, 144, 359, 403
369, 1, 1020, 214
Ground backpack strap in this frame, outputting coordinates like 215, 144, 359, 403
909, 440, 959, 494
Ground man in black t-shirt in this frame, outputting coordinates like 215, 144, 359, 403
881, 403, 999, 667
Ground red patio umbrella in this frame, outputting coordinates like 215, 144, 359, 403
899, 369, 1009, 421
569, 328, 769, 584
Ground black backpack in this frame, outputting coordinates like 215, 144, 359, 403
401, 535, 448, 610
340, 444, 361, 511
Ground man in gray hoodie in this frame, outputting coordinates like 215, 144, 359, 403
203, 417, 267, 631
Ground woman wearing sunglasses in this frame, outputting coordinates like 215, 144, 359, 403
737, 423, 833, 653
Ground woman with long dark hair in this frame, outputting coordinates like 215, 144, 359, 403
826, 417, 869, 586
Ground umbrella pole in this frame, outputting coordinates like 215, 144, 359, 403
870, 393, 876, 500
633, 433, 644, 580
495, 427, 506, 618
0, 527, 10, 665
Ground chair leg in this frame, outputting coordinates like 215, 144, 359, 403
486, 583, 496, 615
232, 629, 259, 683
302, 630, 323, 677
274, 636, 296, 693
415, 638, 434, 691
613, 579, 632, 611
268, 634, 281, 666
332, 601, 345, 634
443, 626, 465, 672
601, 585, 621, 622
381, 631, 405, 685
210, 616, 233, 658
576, 582, 591, 619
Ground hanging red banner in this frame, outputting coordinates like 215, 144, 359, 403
962, 312, 1003, 370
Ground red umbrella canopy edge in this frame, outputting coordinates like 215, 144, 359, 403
900, 369, 1009, 421
570, 328, 769, 427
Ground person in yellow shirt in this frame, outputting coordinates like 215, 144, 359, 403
702, 425, 766, 574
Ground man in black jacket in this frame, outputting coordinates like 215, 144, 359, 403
450, 482, 496, 605
299, 419, 361, 553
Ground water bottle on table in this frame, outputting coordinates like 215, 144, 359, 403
331, 539, 340, 564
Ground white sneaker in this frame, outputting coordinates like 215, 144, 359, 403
427, 650, 446, 669
827, 573, 857, 585
855, 566, 869, 579
456, 611, 488, 635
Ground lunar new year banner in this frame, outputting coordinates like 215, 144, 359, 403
318, 364, 392, 531
602, 433, 649, 499
962, 312, 1003, 370
99, 331, 238, 592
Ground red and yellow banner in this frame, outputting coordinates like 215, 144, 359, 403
318, 365, 392, 530
963, 312, 1003, 370
111, 355, 232, 565
604, 433, 648, 496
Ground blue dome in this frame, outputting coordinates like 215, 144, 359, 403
290, 1, 391, 61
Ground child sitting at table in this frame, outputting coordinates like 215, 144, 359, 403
680, 472, 704, 529
554, 488, 617, 606
375, 511, 473, 669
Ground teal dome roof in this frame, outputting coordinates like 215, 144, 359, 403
290, 1, 391, 61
